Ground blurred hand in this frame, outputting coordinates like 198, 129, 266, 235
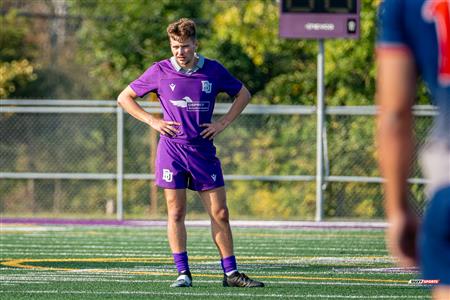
386, 210, 420, 268
149, 119, 181, 137
200, 121, 227, 140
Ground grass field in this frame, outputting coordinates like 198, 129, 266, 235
0, 224, 431, 299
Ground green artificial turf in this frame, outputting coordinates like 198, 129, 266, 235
0, 225, 431, 299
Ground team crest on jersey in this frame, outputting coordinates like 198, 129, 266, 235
169, 83, 176, 91
162, 169, 173, 183
201, 81, 212, 93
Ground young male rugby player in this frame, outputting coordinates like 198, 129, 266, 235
117, 18, 264, 288
377, 1, 450, 299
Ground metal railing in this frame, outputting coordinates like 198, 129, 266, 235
0, 100, 436, 220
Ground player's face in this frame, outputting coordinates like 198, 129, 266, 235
170, 38, 198, 69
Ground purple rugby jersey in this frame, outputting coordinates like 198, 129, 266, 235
130, 56, 242, 145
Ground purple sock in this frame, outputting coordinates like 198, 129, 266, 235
221, 255, 237, 274
173, 251, 190, 274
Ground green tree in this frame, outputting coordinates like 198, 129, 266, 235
0, 10, 37, 98
73, 0, 212, 99
206, 0, 317, 103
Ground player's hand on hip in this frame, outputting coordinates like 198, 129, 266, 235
149, 119, 181, 137
200, 122, 226, 140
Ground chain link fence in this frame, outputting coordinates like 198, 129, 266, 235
0, 100, 434, 221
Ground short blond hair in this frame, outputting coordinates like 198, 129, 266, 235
166, 18, 197, 42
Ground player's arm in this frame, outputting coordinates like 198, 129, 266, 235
376, 47, 419, 267
117, 85, 180, 137
200, 85, 251, 140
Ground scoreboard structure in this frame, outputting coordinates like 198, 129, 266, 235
278, 1, 361, 221
279, 0, 360, 39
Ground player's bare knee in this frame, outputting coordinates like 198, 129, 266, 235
168, 209, 185, 223
212, 207, 229, 223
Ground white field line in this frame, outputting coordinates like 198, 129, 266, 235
7, 220, 387, 228
1, 269, 407, 278
0, 268, 417, 277
1, 250, 388, 257
3, 238, 166, 243
0, 269, 408, 277
1, 252, 167, 256
1, 281, 49, 284
1, 243, 386, 251
12, 239, 384, 244
2, 241, 384, 249
0, 290, 428, 299
0, 220, 388, 229
0, 240, 385, 247
3, 240, 384, 247
4, 235, 148, 239
0, 244, 212, 250
0, 272, 136, 278
1, 240, 168, 244
1, 264, 416, 276
4, 235, 385, 241
1, 255, 391, 260
0, 253, 172, 258
0, 276, 415, 287
5, 245, 386, 252
0, 237, 345, 242
1, 256, 393, 265
3, 233, 385, 240
0, 226, 69, 232
3, 233, 385, 239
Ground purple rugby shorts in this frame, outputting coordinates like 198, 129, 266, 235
155, 137, 225, 191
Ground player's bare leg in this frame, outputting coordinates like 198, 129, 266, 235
165, 189, 192, 287
199, 186, 264, 287
165, 188, 188, 253
199, 186, 234, 258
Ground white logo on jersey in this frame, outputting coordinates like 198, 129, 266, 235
169, 96, 210, 111
170, 96, 193, 108
211, 174, 217, 182
201, 81, 212, 93
162, 169, 173, 183
169, 83, 176, 91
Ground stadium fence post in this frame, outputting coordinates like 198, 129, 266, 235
116, 106, 124, 221
315, 39, 325, 222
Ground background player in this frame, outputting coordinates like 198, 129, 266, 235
376, 0, 450, 298
117, 18, 264, 288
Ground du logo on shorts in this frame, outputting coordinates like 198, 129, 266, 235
201, 80, 212, 93
162, 169, 173, 183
